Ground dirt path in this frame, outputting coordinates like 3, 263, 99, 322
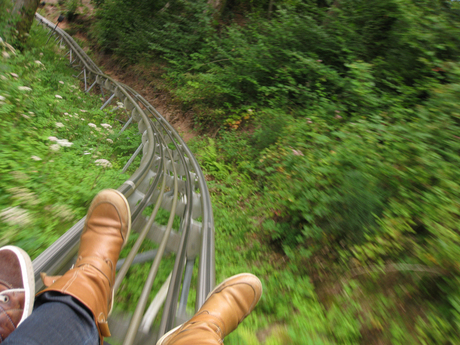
38, 2, 197, 143
98, 58, 197, 142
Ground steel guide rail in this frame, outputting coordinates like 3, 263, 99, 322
32, 13, 215, 344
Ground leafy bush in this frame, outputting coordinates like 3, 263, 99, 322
95, 0, 214, 64
94, 0, 460, 342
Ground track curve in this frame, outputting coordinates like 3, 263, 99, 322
33, 13, 215, 344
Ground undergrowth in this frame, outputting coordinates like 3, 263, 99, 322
0, 23, 137, 258
5, 0, 460, 343
93, 0, 460, 340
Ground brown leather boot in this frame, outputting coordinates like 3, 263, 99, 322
156, 273, 262, 345
38, 189, 131, 345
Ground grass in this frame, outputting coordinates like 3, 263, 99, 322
0, 23, 138, 257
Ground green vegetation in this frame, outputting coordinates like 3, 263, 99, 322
94, 0, 460, 343
0, 23, 137, 258
2, 0, 460, 343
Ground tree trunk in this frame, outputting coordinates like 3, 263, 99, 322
267, 0, 274, 19
13, 0, 41, 40
207, 0, 227, 20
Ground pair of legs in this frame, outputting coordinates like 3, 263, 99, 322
0, 190, 262, 344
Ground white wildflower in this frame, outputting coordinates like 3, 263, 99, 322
7, 187, 39, 206
95, 127, 101, 132
18, 86, 32, 91
101, 123, 112, 129
48, 136, 58, 141
10, 73, 18, 78
28, 111, 34, 116
79, 109, 87, 113
56, 139, 73, 147
88, 123, 97, 128
51, 204, 74, 222
55, 95, 63, 99
1, 75, 6, 80
55, 122, 64, 128
0, 95, 5, 101
59, 81, 64, 84
50, 144, 60, 151
31, 155, 42, 161
292, 149, 304, 156
116, 101, 124, 109
64, 112, 69, 115
81, 118, 85, 121
39, 52, 43, 56
2, 51, 10, 59
21, 114, 30, 119
0, 207, 32, 226
10, 171, 29, 181
34, 60, 44, 66
106, 138, 113, 144
83, 151, 91, 155
95, 159, 112, 168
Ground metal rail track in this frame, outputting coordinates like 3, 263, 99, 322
33, 13, 215, 344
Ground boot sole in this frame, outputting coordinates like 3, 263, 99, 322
156, 324, 182, 345
155, 273, 262, 345
1, 246, 35, 326
107, 189, 131, 317
111, 189, 132, 248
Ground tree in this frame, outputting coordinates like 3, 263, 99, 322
13, 0, 41, 40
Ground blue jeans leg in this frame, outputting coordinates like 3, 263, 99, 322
4, 291, 100, 345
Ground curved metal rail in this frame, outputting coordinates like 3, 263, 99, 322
33, 13, 215, 344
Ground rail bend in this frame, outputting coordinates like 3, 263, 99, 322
33, 13, 215, 344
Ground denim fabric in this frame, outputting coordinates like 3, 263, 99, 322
4, 291, 100, 345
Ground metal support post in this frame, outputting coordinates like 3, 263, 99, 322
177, 258, 195, 317
72, 69, 84, 79
86, 80, 97, 93
118, 117, 133, 136
122, 143, 144, 173
100, 93, 116, 110
45, 32, 54, 44
83, 67, 87, 91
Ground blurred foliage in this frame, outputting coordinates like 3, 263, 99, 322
142, 0, 460, 342
2, 0, 460, 343
0, 23, 138, 258
0, 0, 19, 43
